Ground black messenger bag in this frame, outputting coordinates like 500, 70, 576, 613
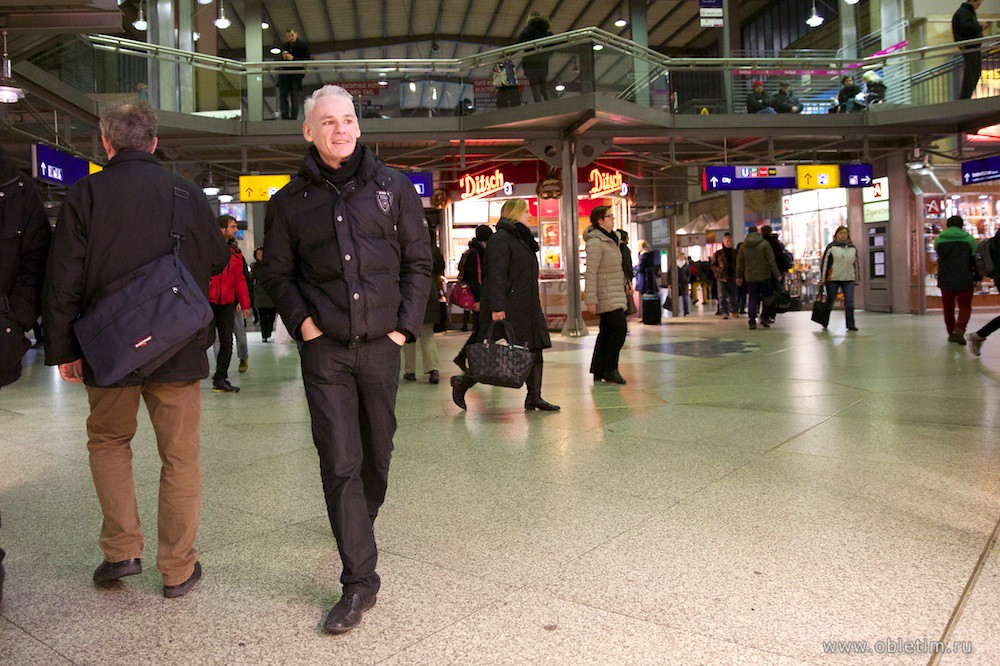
73, 187, 212, 386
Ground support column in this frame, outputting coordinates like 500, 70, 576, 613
839, 0, 858, 58
178, 0, 196, 113
729, 191, 746, 242
245, 0, 264, 121
628, 0, 650, 108
847, 187, 865, 309
721, 0, 740, 113
560, 136, 587, 337
196, 6, 219, 111
150, 0, 177, 111
886, 150, 911, 313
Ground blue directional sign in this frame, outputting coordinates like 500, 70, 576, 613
840, 163, 874, 188
699, 0, 723, 7
406, 171, 433, 197
962, 155, 1000, 185
703, 165, 796, 191
32, 143, 91, 187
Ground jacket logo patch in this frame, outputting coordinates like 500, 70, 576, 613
376, 190, 393, 214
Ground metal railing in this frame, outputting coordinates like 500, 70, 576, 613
17, 27, 1000, 121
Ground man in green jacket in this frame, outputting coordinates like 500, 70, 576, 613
934, 215, 979, 344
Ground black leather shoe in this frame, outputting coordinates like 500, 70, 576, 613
592, 372, 604, 383
525, 398, 560, 411
163, 561, 202, 599
212, 379, 240, 393
451, 375, 468, 410
93, 558, 142, 583
603, 370, 627, 385
403, 373, 417, 381
323, 592, 377, 634
428, 370, 440, 384
453, 355, 468, 372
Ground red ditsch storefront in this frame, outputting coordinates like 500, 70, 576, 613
438, 160, 633, 329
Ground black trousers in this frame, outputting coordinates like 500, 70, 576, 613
209, 302, 235, 382
258, 308, 277, 340
960, 50, 982, 100
299, 335, 401, 596
278, 76, 303, 119
590, 308, 627, 377
455, 311, 481, 366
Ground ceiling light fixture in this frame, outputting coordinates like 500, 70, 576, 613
203, 170, 221, 196
614, 11, 628, 28
217, 193, 233, 203
593, 44, 604, 51
261, 22, 270, 30
270, 46, 281, 55
197, 0, 213, 4
844, 0, 859, 5
554, 82, 566, 92
132, 2, 148, 31
0, 31, 26, 104
214, 2, 231, 30
805, 0, 824, 28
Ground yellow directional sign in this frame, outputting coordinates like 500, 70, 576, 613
88, 162, 103, 174
796, 165, 840, 189
239, 174, 292, 202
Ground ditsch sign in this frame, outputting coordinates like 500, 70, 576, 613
459, 168, 513, 200
588, 168, 628, 198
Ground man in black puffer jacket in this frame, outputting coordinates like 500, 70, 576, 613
0, 147, 51, 605
261, 84, 431, 635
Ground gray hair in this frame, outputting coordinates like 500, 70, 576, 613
304, 85, 357, 124
99, 103, 157, 153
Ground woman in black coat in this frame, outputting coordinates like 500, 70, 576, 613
453, 224, 493, 371
451, 199, 559, 411
251, 247, 278, 341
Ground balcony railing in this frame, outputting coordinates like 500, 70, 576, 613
20, 27, 1000, 121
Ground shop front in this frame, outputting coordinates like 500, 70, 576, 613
440, 161, 633, 329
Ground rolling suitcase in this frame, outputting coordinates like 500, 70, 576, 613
641, 293, 662, 325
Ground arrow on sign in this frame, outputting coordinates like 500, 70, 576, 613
246, 188, 254, 197
803, 173, 813, 184
862, 175, 871, 184
964, 173, 971, 183
710, 176, 719, 187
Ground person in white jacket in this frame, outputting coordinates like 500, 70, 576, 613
819, 226, 861, 331
584, 206, 630, 384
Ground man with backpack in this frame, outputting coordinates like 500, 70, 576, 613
934, 215, 978, 345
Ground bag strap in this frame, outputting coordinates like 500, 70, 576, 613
485, 319, 517, 345
170, 186, 191, 255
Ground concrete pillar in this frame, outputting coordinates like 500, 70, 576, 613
178, 0, 195, 113
245, 0, 264, 121
729, 191, 746, 242
149, 0, 177, 111
196, 7, 219, 111
839, 1, 858, 58
886, 150, 912, 313
721, 0, 740, 113
847, 187, 865, 309
560, 136, 587, 337
628, 0, 650, 108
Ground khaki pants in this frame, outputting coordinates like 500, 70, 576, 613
85, 381, 201, 586
402, 322, 438, 375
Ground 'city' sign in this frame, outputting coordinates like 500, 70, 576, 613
458, 168, 512, 200
588, 168, 628, 198
32, 144, 91, 187
702, 165, 796, 191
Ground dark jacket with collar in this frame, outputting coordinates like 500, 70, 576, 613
480, 218, 551, 350
43, 150, 230, 387
261, 144, 432, 347
953, 2, 983, 42
0, 149, 51, 388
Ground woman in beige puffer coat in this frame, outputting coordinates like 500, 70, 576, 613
584, 206, 630, 384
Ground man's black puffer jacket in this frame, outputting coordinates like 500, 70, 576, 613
261, 144, 432, 346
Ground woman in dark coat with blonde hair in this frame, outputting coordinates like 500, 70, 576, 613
451, 199, 559, 411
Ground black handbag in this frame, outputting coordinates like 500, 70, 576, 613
465, 319, 534, 389
73, 187, 213, 386
810, 289, 833, 328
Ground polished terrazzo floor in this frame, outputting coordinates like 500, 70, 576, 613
1, 304, 998, 665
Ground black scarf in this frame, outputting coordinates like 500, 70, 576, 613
311, 143, 363, 190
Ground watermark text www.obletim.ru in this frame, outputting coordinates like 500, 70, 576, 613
822, 638, 974, 655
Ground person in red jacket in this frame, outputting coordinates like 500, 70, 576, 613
209, 215, 251, 392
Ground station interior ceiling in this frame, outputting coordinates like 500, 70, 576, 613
4, 0, 1000, 205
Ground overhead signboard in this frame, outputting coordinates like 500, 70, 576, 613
588, 167, 629, 198
702, 165, 795, 191
32, 144, 91, 187
839, 163, 874, 187
796, 165, 840, 189
698, 0, 723, 7
700, 18, 724, 28
700, 8, 723, 18
406, 172, 433, 197
239, 174, 291, 202
962, 155, 1000, 185
458, 168, 512, 200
